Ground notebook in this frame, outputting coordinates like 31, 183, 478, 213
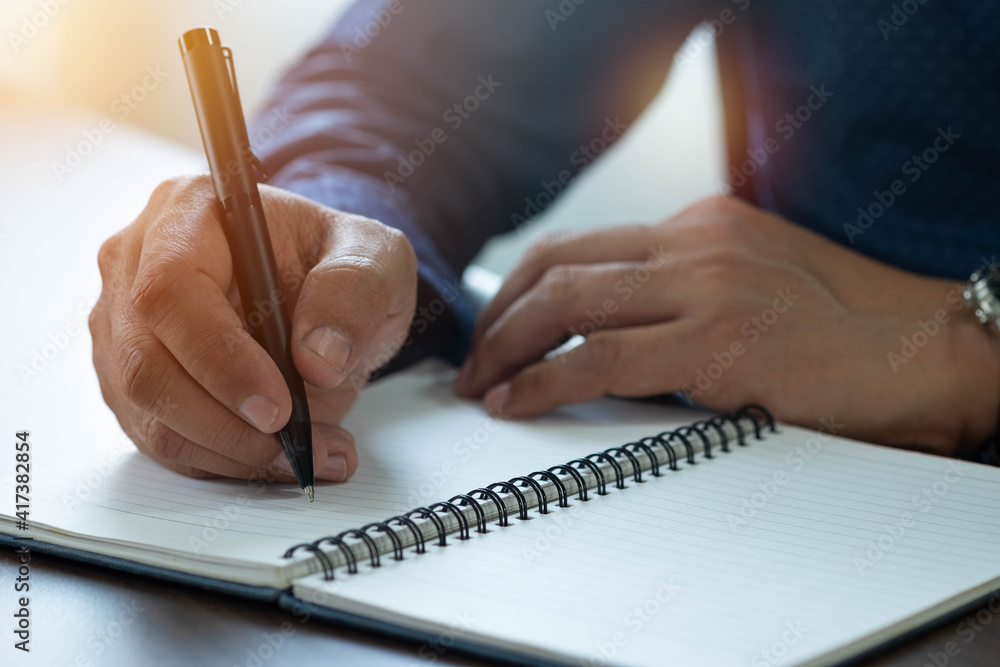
3, 351, 1000, 666
4, 111, 1000, 666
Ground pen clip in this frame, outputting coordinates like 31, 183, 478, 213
221, 46, 269, 182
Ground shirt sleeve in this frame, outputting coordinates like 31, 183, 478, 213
250, 0, 699, 368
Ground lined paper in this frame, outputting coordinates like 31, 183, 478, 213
0, 337, 701, 586
295, 427, 1000, 666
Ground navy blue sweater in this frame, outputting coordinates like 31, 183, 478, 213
250, 0, 1000, 366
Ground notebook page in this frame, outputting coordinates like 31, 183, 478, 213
1, 315, 703, 586
294, 427, 1000, 666
0, 114, 702, 587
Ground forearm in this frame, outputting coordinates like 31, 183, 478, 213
249, 0, 696, 364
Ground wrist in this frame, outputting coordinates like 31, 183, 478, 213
944, 310, 1000, 453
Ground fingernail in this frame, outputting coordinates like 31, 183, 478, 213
303, 327, 352, 374
272, 452, 294, 476
318, 454, 347, 482
484, 382, 510, 413
240, 395, 280, 431
456, 359, 474, 389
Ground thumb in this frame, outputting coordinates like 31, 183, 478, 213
291, 214, 417, 389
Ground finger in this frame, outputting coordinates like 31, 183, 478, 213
93, 229, 289, 479
481, 322, 701, 418
111, 370, 357, 482
108, 323, 294, 466
457, 259, 685, 396
134, 420, 357, 483
291, 216, 417, 389
473, 225, 667, 342
129, 183, 295, 433
312, 424, 359, 483
131, 261, 293, 433
114, 334, 360, 481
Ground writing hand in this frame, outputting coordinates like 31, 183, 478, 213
90, 176, 417, 481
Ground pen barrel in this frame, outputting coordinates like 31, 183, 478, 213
179, 27, 258, 202
222, 204, 310, 423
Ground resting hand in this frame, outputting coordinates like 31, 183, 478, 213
455, 196, 1000, 455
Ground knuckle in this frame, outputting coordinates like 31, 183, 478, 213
87, 300, 102, 336
120, 343, 168, 410
324, 258, 393, 309
696, 247, 752, 284
692, 194, 752, 220
130, 263, 181, 322
580, 333, 622, 373
210, 413, 258, 461
150, 174, 213, 203
96, 233, 123, 278
680, 196, 754, 245
384, 225, 418, 278
523, 231, 571, 268
185, 326, 241, 384
537, 265, 579, 303
697, 218, 745, 247
143, 419, 186, 461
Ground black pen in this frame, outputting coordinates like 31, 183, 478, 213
179, 27, 315, 501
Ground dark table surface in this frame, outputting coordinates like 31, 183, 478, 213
2, 548, 998, 667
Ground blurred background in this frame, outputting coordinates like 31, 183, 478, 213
0, 0, 725, 274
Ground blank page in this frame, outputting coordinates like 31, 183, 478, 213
294, 427, 1000, 666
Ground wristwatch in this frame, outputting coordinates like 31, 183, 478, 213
963, 260, 1000, 465
963, 262, 1000, 332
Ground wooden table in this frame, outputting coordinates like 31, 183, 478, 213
3, 548, 997, 667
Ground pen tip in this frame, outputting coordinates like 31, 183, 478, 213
305, 486, 314, 503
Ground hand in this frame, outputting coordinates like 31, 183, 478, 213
455, 195, 1000, 455
90, 175, 417, 481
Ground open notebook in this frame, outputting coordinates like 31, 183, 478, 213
3, 355, 1000, 666
3, 110, 1000, 666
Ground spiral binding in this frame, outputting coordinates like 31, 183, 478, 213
283, 404, 775, 580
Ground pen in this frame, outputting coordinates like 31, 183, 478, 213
179, 27, 315, 501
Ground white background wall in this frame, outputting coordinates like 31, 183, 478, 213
0, 0, 725, 274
